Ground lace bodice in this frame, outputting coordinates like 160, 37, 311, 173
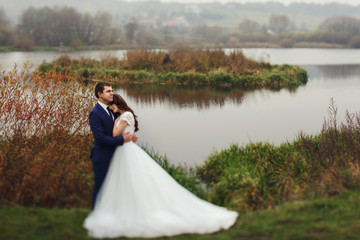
116, 111, 135, 134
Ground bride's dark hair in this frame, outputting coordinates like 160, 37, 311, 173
110, 94, 139, 132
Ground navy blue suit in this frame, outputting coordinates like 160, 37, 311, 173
89, 103, 124, 208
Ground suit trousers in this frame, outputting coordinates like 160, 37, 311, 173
91, 160, 111, 209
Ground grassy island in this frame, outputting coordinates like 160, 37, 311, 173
38, 48, 308, 88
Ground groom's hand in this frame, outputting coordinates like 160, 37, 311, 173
123, 132, 133, 142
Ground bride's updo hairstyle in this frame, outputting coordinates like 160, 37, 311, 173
111, 94, 139, 132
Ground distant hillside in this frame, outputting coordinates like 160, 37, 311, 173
1, 0, 360, 30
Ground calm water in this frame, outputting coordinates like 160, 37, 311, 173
1, 48, 360, 166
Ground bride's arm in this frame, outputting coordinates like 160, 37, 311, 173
113, 118, 129, 137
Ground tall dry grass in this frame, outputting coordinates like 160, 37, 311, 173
297, 98, 360, 191
41, 48, 271, 75
0, 63, 95, 207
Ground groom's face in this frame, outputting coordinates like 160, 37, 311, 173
98, 86, 113, 105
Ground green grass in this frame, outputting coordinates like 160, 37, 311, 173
1, 190, 359, 240
0, 46, 18, 52
195, 103, 360, 212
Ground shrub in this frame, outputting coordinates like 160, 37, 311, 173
279, 38, 295, 48
135, 70, 154, 83
197, 99, 360, 212
266, 73, 285, 86
184, 71, 207, 85
104, 69, 121, 78
294, 67, 308, 84
54, 55, 72, 67
349, 35, 360, 48
13, 36, 34, 51
234, 75, 263, 87
37, 62, 53, 73
70, 38, 83, 50
208, 70, 233, 86
0, 64, 95, 207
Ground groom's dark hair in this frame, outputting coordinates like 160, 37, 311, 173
95, 82, 111, 98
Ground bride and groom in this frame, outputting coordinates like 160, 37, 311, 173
84, 82, 238, 238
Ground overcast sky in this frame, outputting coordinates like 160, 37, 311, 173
154, 0, 360, 5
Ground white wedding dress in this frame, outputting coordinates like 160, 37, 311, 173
84, 111, 238, 238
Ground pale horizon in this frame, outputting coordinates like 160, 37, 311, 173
121, 0, 360, 6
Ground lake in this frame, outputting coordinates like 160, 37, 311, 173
1, 48, 360, 166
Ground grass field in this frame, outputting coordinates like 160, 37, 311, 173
1, 190, 360, 240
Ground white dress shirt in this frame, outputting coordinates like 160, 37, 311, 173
98, 101, 114, 120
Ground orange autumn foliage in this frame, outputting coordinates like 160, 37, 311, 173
0, 63, 95, 208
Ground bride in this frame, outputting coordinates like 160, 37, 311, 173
83, 94, 238, 238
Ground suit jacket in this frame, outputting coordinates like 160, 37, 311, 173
89, 102, 124, 162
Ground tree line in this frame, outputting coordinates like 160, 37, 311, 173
1, 7, 124, 50
1, 6, 360, 50
1, 7, 147, 50
231, 15, 360, 48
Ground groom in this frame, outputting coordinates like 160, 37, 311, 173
89, 82, 136, 209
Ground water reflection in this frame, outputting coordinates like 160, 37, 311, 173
304, 64, 360, 80
116, 84, 245, 109
114, 84, 301, 109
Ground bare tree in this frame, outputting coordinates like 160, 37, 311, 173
0, 7, 14, 45
18, 7, 81, 46
268, 14, 292, 35
89, 11, 113, 45
16, 6, 122, 47
319, 16, 360, 38
124, 17, 139, 43
192, 24, 223, 40
238, 19, 262, 33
